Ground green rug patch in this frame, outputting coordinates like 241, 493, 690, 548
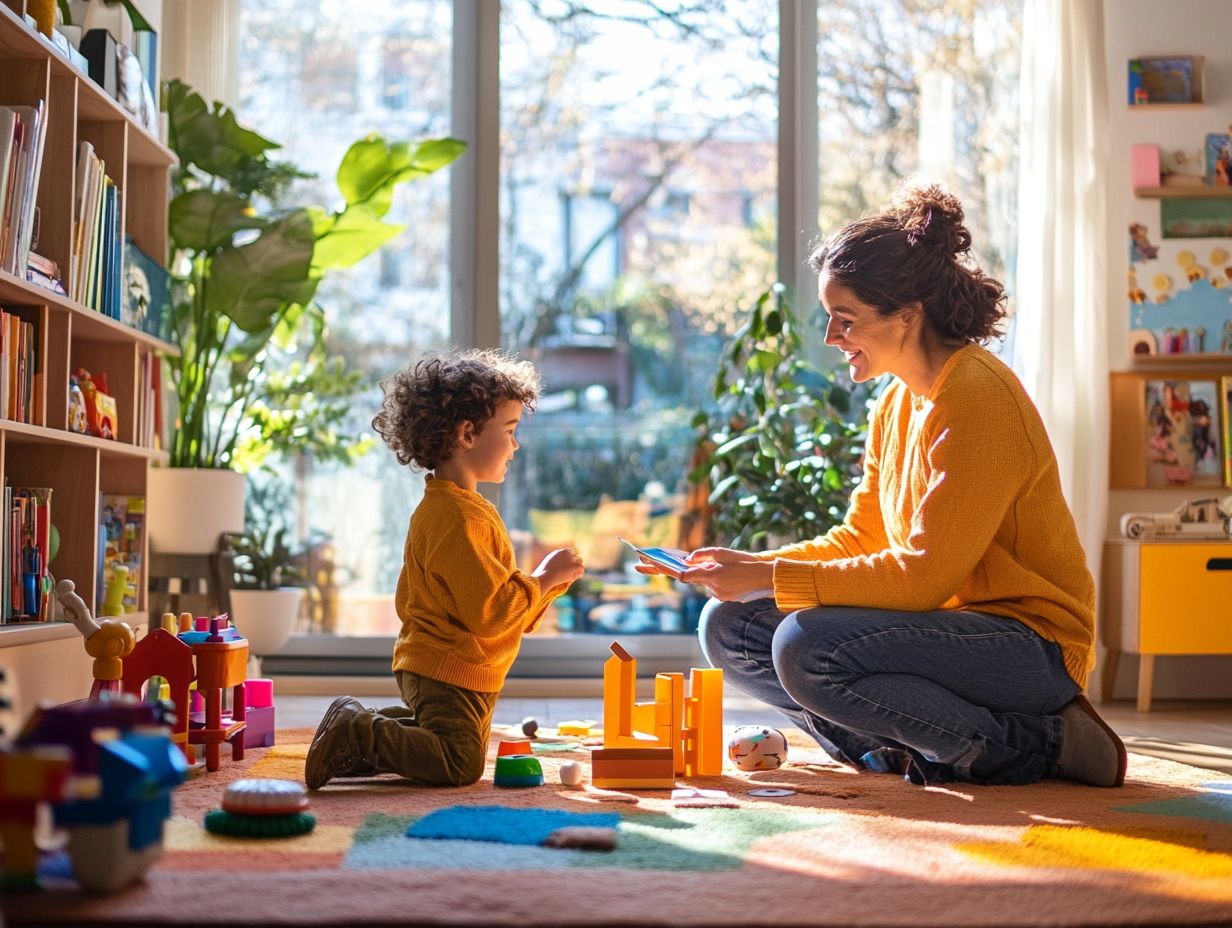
344, 807, 833, 872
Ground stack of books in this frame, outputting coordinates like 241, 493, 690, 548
70, 140, 122, 318
1, 485, 52, 622
0, 100, 49, 281
0, 307, 38, 424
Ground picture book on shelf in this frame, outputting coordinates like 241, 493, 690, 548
1144, 380, 1223, 487
98, 493, 145, 616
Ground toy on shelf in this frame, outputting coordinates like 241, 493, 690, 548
72, 368, 118, 440
204, 778, 315, 838
57, 578, 135, 699
601, 640, 723, 779
1120, 497, 1232, 540
727, 725, 788, 771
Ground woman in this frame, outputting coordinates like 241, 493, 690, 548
646, 185, 1124, 787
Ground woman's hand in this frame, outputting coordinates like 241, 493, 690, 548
534, 547, 585, 590
635, 546, 774, 601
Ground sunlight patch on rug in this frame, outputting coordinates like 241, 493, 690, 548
958, 823, 1232, 894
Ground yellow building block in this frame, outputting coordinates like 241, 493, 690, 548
557, 720, 599, 737
684, 667, 723, 776
603, 641, 636, 744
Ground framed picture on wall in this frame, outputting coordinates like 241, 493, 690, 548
1222, 377, 1232, 486
1144, 379, 1223, 487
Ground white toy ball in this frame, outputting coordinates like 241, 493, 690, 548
727, 725, 788, 771
559, 760, 584, 787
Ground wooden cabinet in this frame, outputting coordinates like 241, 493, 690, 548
1101, 538, 1232, 710
0, 2, 173, 715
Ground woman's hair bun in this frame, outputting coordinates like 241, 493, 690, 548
892, 183, 971, 257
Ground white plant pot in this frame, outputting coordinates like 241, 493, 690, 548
228, 587, 302, 677
145, 468, 245, 554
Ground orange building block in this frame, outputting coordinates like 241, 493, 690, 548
683, 667, 724, 776
590, 746, 675, 789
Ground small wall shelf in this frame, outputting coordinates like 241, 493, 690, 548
1130, 352, 1232, 366
1134, 186, 1232, 198
1127, 102, 1206, 111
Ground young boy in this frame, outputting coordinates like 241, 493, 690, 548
304, 350, 585, 789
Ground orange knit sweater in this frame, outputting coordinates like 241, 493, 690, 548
764, 344, 1096, 687
392, 477, 556, 693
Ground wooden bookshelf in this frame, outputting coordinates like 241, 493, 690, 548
0, 0, 172, 646
1134, 186, 1232, 198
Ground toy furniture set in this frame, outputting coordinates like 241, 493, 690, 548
122, 612, 250, 772
0, 581, 285, 892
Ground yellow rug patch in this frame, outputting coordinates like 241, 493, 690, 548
247, 744, 310, 780
164, 815, 354, 854
960, 823, 1232, 880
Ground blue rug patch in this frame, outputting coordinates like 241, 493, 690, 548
406, 805, 621, 845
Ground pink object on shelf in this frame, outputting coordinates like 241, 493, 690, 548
1131, 143, 1161, 188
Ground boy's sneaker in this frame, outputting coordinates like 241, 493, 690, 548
1051, 695, 1127, 787
305, 696, 375, 790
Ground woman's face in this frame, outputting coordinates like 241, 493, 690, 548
818, 273, 910, 383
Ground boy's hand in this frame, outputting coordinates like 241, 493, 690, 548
534, 547, 585, 590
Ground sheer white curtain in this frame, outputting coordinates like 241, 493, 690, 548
161, 0, 242, 108
1013, 0, 1109, 576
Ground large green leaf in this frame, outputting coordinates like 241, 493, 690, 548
169, 190, 263, 252
205, 212, 319, 333
310, 203, 405, 272
336, 135, 465, 217
166, 79, 281, 182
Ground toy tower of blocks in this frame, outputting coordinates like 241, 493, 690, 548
596, 641, 723, 787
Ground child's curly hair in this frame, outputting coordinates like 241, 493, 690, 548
372, 349, 542, 470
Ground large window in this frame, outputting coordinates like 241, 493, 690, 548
234, 0, 1021, 643
237, 0, 453, 635
497, 1, 779, 637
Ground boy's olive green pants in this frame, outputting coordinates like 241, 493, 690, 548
349, 671, 498, 786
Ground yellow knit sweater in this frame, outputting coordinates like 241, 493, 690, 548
392, 476, 556, 693
764, 344, 1096, 687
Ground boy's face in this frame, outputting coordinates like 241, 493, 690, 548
461, 398, 523, 484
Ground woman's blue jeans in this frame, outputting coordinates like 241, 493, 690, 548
699, 598, 1079, 785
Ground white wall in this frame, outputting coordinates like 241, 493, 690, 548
1102, 0, 1232, 700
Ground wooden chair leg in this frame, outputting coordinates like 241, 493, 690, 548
1136, 654, 1155, 712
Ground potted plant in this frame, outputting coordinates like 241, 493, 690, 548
223, 480, 315, 676
147, 79, 465, 553
687, 283, 879, 550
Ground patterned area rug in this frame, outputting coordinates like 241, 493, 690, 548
5, 725, 1232, 927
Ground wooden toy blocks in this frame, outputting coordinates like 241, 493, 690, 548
590, 747, 675, 789
601, 640, 723, 777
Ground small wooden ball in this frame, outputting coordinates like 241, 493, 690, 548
520, 716, 539, 737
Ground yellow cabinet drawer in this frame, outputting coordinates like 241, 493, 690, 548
1139, 543, 1232, 653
